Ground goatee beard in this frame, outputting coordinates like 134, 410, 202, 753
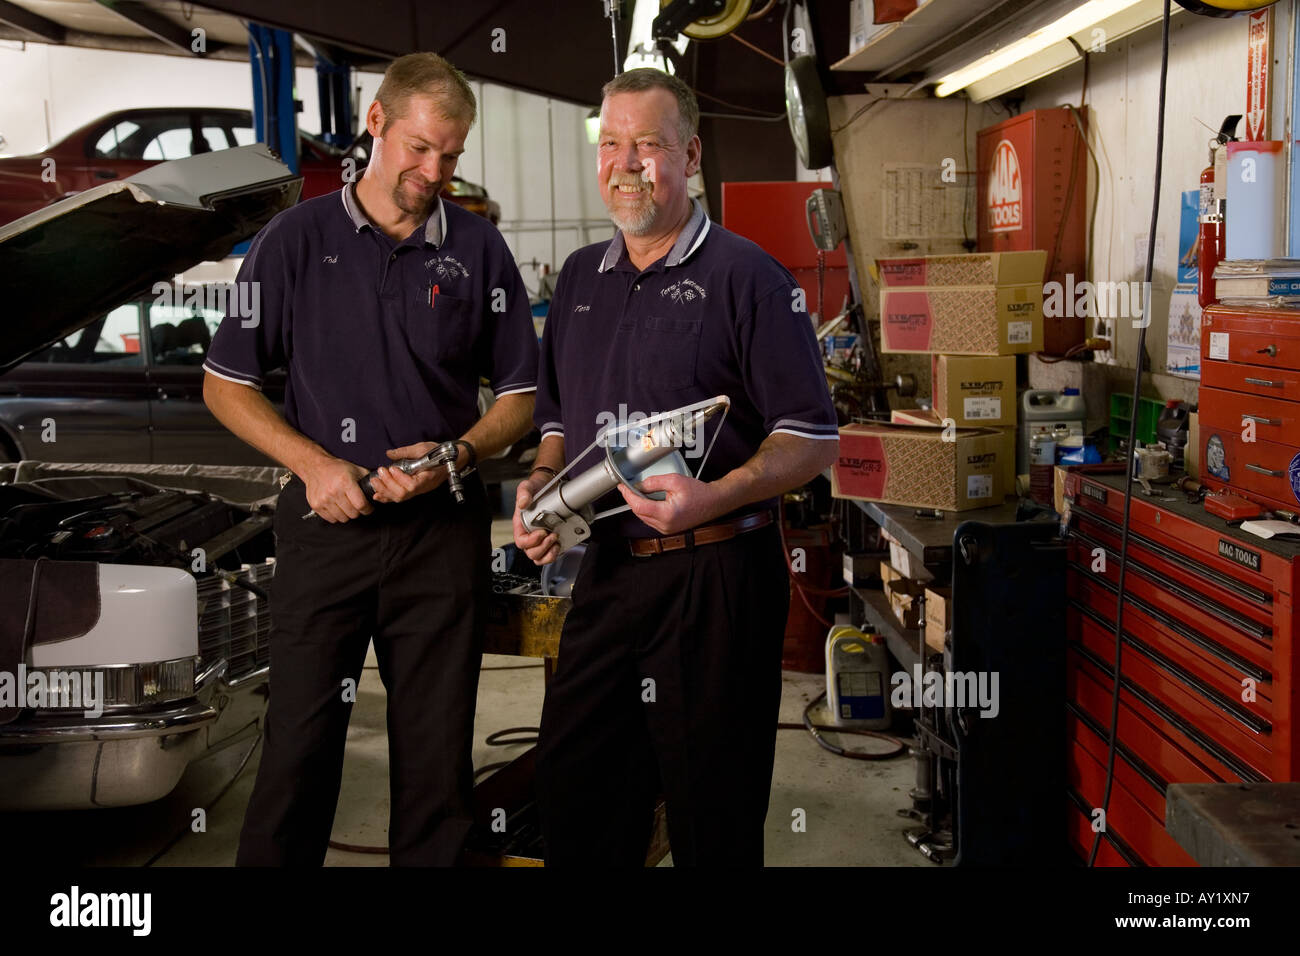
609, 203, 657, 236
393, 181, 439, 218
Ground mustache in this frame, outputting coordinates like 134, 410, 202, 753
608, 176, 650, 190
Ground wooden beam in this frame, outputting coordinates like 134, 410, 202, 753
0, 0, 66, 44
93, 0, 205, 56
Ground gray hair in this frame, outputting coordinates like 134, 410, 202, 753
601, 69, 699, 144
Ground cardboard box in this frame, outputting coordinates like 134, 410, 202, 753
880, 531, 922, 579
842, 552, 882, 586
1187, 411, 1200, 480
886, 410, 1016, 504
880, 284, 1043, 354
832, 422, 1007, 511
923, 586, 950, 653
881, 561, 923, 629
932, 354, 1016, 426
876, 250, 1046, 288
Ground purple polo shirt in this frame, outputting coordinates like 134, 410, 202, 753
534, 200, 837, 536
204, 182, 538, 469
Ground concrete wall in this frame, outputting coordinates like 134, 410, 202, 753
1019, 7, 1279, 395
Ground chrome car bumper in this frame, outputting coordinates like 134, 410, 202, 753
0, 700, 218, 810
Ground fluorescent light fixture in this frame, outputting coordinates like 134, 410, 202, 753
934, 0, 1176, 100
586, 108, 601, 145
623, 0, 687, 74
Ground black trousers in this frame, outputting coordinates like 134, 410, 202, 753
236, 475, 490, 866
535, 522, 790, 866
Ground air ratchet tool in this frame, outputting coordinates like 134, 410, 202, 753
302, 440, 475, 519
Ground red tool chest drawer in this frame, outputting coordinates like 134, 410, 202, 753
1062, 467, 1300, 866
1199, 305, 1300, 513
1201, 306, 1300, 372
1199, 386, 1300, 441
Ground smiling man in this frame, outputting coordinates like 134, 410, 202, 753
513, 69, 838, 866
202, 53, 538, 866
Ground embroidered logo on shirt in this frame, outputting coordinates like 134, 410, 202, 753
660, 278, 707, 305
322, 254, 338, 264
425, 255, 470, 281
574, 304, 591, 312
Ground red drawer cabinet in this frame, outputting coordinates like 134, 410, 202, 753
1062, 468, 1300, 865
1200, 305, 1300, 512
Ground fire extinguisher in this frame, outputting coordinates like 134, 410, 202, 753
1198, 115, 1241, 308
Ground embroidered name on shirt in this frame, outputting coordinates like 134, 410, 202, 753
661, 278, 707, 305
574, 304, 591, 312
425, 255, 470, 281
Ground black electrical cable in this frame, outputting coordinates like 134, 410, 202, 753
777, 693, 907, 761
1088, 0, 1170, 869
144, 731, 263, 866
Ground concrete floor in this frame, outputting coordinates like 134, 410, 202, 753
0, 519, 926, 867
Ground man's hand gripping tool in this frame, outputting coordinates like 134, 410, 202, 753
302, 440, 476, 519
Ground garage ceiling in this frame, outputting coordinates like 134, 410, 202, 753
0, 0, 869, 108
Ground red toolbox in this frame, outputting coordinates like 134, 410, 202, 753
1062, 467, 1300, 865
1200, 305, 1300, 512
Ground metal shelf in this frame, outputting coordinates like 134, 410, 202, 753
855, 585, 921, 675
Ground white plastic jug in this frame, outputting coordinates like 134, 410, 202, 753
825, 626, 892, 730
1020, 388, 1086, 475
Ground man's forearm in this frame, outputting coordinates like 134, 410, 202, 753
529, 433, 566, 476
203, 373, 334, 475
461, 393, 536, 462
709, 433, 839, 515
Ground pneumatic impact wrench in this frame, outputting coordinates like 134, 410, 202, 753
302, 440, 475, 519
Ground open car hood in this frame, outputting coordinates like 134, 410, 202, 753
0, 144, 301, 372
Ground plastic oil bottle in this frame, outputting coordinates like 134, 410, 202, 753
825, 626, 893, 730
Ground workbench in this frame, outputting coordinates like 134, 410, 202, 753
1166, 782, 1300, 866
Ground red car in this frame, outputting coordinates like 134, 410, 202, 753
0, 106, 500, 225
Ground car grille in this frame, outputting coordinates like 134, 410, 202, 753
196, 559, 275, 682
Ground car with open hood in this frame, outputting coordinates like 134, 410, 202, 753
0, 145, 297, 810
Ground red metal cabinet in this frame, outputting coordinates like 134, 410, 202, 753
1062, 468, 1300, 865
976, 108, 1087, 355
1200, 305, 1300, 513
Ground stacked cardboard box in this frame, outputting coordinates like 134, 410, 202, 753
870, 250, 1044, 497
880, 560, 925, 629
876, 250, 1046, 355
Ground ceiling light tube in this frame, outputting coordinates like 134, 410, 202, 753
934, 0, 1153, 97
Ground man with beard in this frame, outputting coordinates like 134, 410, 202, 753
513, 69, 838, 865
203, 53, 538, 865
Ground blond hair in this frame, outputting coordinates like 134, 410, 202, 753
375, 53, 477, 132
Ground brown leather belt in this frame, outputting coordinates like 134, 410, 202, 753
628, 510, 774, 556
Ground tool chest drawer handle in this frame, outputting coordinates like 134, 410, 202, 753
1246, 463, 1285, 477
1241, 414, 1282, 425
1244, 377, 1284, 387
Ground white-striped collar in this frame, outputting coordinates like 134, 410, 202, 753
598, 198, 710, 273
340, 181, 445, 247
